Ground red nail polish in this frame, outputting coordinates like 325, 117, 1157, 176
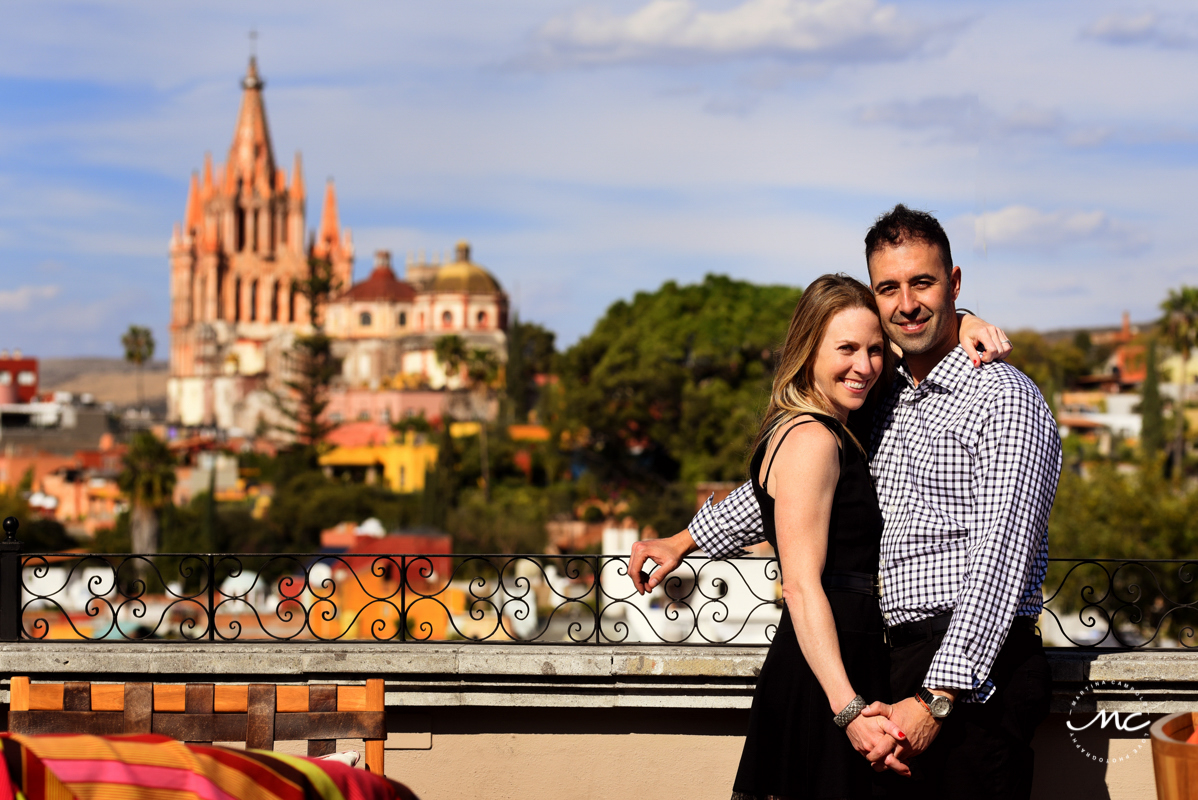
897, 731, 906, 739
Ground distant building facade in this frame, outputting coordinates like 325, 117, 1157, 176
167, 58, 353, 432
168, 59, 509, 435
326, 244, 508, 391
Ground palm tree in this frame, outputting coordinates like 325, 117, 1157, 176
434, 337, 501, 501
1159, 286, 1198, 481
121, 325, 155, 411
117, 432, 177, 556
433, 335, 468, 387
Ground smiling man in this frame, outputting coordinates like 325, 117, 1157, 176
630, 205, 1062, 799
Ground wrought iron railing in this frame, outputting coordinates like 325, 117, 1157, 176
1, 519, 1195, 646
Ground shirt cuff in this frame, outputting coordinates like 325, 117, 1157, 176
923, 647, 995, 703
688, 493, 749, 560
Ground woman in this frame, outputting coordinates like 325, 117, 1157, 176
730, 274, 1003, 799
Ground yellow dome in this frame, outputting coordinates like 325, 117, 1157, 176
431, 241, 502, 294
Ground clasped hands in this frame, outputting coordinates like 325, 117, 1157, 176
850, 697, 945, 776
628, 539, 945, 776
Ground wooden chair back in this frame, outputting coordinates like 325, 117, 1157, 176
7, 677, 385, 775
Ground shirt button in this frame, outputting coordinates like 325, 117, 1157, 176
887, 504, 898, 515
883, 612, 891, 621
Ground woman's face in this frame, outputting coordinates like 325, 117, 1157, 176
810, 306, 885, 421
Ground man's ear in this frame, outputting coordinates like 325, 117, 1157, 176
949, 265, 962, 301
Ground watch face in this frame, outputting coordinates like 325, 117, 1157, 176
930, 695, 952, 718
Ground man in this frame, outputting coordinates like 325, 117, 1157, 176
630, 205, 1061, 799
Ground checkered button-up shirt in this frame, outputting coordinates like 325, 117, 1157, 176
690, 347, 1061, 702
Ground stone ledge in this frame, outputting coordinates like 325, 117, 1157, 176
0, 643, 1194, 711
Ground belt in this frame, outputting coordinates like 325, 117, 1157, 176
886, 612, 1038, 648
821, 570, 880, 598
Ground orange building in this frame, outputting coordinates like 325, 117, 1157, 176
167, 57, 353, 432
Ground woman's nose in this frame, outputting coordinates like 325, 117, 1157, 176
853, 350, 875, 377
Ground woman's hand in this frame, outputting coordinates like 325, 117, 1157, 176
958, 312, 1012, 367
844, 711, 911, 776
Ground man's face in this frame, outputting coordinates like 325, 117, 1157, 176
868, 241, 961, 358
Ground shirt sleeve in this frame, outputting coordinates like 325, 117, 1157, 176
923, 381, 1061, 700
688, 480, 767, 559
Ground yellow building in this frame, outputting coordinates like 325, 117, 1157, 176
318, 431, 438, 493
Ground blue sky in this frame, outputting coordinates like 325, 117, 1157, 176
1, 0, 1195, 357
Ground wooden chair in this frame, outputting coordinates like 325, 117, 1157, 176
6, 677, 385, 775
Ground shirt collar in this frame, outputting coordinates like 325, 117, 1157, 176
895, 346, 974, 395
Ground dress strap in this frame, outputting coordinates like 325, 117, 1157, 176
762, 416, 843, 488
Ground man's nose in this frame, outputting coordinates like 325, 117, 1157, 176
898, 287, 920, 316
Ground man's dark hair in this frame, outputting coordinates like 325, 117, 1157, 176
864, 204, 953, 275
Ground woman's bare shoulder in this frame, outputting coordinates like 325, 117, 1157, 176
763, 415, 841, 476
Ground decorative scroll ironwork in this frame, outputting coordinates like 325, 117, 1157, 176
13, 553, 1198, 647
1039, 559, 1198, 648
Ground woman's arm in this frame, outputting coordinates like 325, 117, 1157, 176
764, 421, 907, 767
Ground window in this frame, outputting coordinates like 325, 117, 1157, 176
359, 311, 372, 327
441, 310, 453, 328
249, 279, 259, 321
476, 310, 488, 327
358, 410, 371, 421
381, 408, 392, 424
399, 466, 406, 491
16, 371, 35, 386
270, 282, 279, 322
234, 278, 242, 321
398, 311, 407, 327
0, 372, 10, 385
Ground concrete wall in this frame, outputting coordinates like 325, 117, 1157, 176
1, 644, 1191, 800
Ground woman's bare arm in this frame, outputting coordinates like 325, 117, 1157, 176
764, 420, 907, 770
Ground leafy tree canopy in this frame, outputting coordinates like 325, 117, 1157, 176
561, 274, 802, 486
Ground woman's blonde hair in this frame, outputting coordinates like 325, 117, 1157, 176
752, 273, 893, 459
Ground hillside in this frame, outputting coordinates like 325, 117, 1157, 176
39, 358, 168, 408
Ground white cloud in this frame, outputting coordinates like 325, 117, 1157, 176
0, 285, 60, 312
1084, 12, 1198, 49
969, 206, 1146, 254
855, 95, 1063, 141
526, 0, 956, 68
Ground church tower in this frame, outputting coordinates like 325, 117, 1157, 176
168, 57, 353, 428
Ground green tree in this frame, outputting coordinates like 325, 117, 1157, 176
506, 316, 557, 423
117, 432, 177, 555
0, 489, 73, 552
436, 337, 502, 501
277, 256, 340, 458
1003, 330, 1088, 409
561, 274, 802, 486
121, 325, 156, 410
1140, 339, 1165, 461
1159, 286, 1198, 481
433, 335, 467, 382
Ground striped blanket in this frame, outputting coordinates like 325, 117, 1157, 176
0, 733, 419, 800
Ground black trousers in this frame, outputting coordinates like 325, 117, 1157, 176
882, 624, 1052, 800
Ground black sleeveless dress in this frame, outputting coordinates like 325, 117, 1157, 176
731, 414, 890, 800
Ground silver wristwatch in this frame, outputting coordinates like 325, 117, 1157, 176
833, 695, 867, 729
916, 687, 953, 719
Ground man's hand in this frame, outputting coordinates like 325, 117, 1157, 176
628, 531, 697, 595
861, 697, 943, 762
845, 713, 911, 777
958, 312, 1012, 367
